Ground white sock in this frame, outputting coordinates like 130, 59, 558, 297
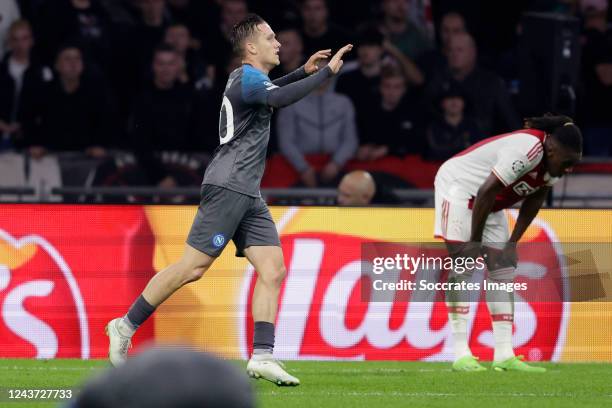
449, 313, 472, 359
118, 316, 136, 337
492, 321, 515, 362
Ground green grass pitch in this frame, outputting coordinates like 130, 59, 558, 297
1, 359, 611, 408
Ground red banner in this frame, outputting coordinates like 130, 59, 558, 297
0, 205, 155, 358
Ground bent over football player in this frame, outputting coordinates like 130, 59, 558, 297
434, 114, 582, 372
106, 13, 353, 386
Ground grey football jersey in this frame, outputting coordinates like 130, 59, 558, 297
202, 64, 278, 197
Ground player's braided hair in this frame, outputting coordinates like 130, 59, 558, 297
524, 113, 583, 153
231, 13, 266, 57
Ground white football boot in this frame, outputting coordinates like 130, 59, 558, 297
246, 353, 300, 386
105, 318, 132, 367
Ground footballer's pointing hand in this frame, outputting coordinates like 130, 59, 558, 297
327, 44, 353, 74
305, 49, 332, 74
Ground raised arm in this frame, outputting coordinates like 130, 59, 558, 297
272, 49, 333, 87
267, 67, 332, 108
272, 66, 308, 87
244, 45, 353, 109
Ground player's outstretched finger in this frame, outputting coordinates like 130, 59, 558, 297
336, 44, 353, 57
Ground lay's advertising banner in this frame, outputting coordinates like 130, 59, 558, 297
0, 205, 610, 362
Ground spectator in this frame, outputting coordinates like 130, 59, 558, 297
425, 86, 483, 161
277, 66, 358, 187
98, 0, 142, 25
418, 11, 467, 81
129, 44, 200, 186
166, 0, 212, 41
335, 28, 384, 143
580, 0, 612, 156
164, 23, 209, 86
35, 0, 113, 70
299, 0, 353, 60
379, 0, 432, 60
0, 0, 21, 58
111, 0, 171, 119
23, 44, 115, 157
357, 66, 426, 161
337, 170, 376, 206
205, 0, 248, 78
0, 20, 51, 151
336, 27, 422, 147
425, 32, 520, 135
71, 347, 254, 408
270, 27, 305, 79
131, 0, 171, 69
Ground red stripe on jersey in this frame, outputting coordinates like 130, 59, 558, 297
453, 129, 546, 158
491, 314, 514, 322
528, 144, 543, 157
527, 145, 543, 161
526, 142, 541, 158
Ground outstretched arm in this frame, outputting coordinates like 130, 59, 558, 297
243, 45, 353, 109
272, 49, 333, 87
267, 45, 353, 108
272, 66, 308, 87
267, 67, 333, 108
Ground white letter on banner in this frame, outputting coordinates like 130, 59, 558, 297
274, 239, 323, 359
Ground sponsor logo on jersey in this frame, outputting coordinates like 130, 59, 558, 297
513, 181, 538, 196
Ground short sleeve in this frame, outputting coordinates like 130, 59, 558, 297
242, 66, 278, 105
492, 149, 538, 186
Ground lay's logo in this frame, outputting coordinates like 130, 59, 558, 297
240, 216, 568, 362
0, 230, 89, 358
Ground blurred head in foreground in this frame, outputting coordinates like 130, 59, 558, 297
337, 170, 376, 206
69, 347, 254, 408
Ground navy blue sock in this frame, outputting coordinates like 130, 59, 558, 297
125, 295, 156, 329
253, 321, 275, 353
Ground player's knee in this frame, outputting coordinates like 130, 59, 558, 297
177, 263, 208, 285
262, 264, 286, 287
187, 266, 207, 283
272, 264, 287, 286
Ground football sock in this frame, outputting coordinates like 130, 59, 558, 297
492, 320, 515, 362
446, 270, 473, 360
486, 274, 515, 362
253, 321, 275, 355
123, 295, 156, 336
448, 304, 472, 359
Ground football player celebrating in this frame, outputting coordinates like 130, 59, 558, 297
106, 13, 352, 386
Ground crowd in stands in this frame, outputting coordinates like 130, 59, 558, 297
0, 0, 611, 200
